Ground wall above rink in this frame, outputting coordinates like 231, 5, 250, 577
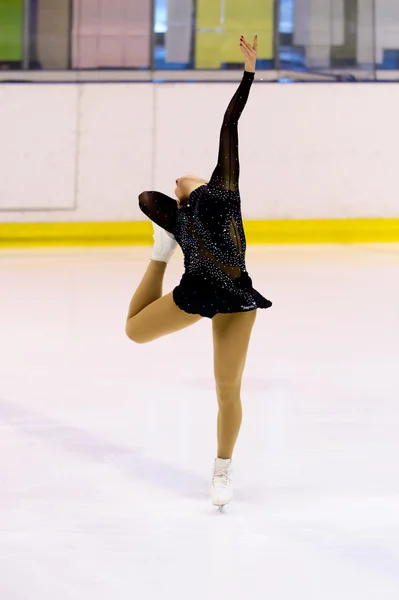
0, 80, 399, 245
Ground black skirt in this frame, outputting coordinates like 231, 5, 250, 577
173, 271, 272, 319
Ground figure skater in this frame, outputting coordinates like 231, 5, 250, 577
126, 35, 272, 507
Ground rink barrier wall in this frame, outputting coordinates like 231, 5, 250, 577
1, 219, 399, 247
1, 82, 399, 223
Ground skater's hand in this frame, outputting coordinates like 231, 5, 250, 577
239, 35, 258, 73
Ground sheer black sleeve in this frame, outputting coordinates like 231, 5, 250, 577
138, 191, 177, 236
208, 71, 255, 192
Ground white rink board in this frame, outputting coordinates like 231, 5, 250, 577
0, 85, 78, 212
1, 81, 399, 222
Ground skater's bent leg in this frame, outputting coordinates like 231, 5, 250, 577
126, 292, 201, 344
212, 311, 257, 459
126, 258, 201, 344
127, 260, 166, 320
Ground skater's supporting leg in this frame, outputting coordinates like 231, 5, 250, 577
212, 310, 257, 458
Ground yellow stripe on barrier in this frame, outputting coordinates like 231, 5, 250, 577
244, 219, 399, 244
0, 221, 153, 247
1, 220, 399, 247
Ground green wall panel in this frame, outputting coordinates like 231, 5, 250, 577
0, 0, 24, 61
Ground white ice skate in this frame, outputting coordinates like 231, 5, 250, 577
151, 223, 178, 263
211, 458, 233, 509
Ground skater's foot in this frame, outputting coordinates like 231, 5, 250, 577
151, 223, 178, 263
211, 458, 233, 507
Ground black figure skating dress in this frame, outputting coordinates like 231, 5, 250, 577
139, 71, 272, 319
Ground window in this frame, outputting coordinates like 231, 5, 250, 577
277, 0, 393, 76
1, 0, 399, 76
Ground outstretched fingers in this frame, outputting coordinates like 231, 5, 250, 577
240, 35, 257, 57
239, 35, 258, 72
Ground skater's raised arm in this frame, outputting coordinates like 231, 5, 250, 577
208, 35, 258, 192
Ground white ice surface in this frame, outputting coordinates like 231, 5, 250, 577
0, 245, 398, 600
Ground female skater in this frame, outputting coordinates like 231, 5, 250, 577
126, 35, 272, 507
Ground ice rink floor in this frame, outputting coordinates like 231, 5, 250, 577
1, 244, 398, 600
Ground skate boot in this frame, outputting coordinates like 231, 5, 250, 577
211, 458, 233, 508
151, 223, 178, 263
